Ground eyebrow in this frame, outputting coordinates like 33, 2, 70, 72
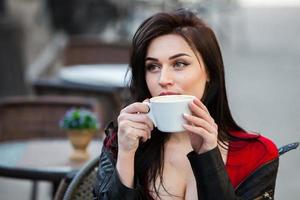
145, 53, 191, 61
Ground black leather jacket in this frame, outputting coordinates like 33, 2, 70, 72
93, 145, 278, 200
93, 124, 280, 200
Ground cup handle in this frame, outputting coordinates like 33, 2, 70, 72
142, 102, 157, 127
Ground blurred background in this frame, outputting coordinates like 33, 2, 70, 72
0, 0, 299, 199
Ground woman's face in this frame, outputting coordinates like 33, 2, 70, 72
145, 34, 209, 99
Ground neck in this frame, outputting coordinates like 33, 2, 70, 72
166, 131, 228, 163
168, 131, 192, 144
164, 131, 193, 155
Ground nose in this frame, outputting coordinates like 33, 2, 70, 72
158, 68, 174, 87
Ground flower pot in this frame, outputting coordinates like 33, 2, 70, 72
67, 130, 95, 161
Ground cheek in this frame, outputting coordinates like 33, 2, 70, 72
145, 74, 156, 95
180, 72, 207, 98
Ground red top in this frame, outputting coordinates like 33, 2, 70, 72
225, 130, 279, 188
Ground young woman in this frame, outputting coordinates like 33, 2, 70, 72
93, 9, 279, 200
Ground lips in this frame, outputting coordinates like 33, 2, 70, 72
159, 92, 181, 96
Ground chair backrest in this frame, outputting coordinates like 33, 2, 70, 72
63, 37, 130, 66
0, 95, 102, 141
278, 142, 299, 156
62, 156, 99, 200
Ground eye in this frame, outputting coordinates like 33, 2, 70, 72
174, 60, 189, 69
145, 63, 161, 72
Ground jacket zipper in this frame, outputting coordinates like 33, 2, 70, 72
253, 189, 274, 200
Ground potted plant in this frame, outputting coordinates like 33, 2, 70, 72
60, 108, 100, 161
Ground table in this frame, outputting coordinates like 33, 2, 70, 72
58, 64, 131, 88
33, 64, 132, 126
57, 64, 132, 124
0, 139, 102, 200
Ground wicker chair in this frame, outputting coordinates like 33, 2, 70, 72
56, 142, 299, 200
59, 156, 100, 200
0, 95, 103, 141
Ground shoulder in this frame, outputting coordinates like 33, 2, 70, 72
227, 130, 279, 188
229, 130, 278, 161
256, 134, 278, 159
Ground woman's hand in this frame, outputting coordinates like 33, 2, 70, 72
117, 102, 154, 154
116, 101, 153, 188
183, 98, 218, 154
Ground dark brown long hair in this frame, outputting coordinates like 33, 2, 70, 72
128, 9, 245, 199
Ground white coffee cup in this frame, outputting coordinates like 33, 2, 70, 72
144, 95, 196, 132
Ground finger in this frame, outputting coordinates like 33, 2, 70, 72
127, 121, 151, 133
182, 124, 210, 138
134, 128, 150, 142
183, 113, 216, 134
121, 102, 150, 114
118, 113, 154, 131
127, 120, 152, 139
142, 98, 150, 103
119, 120, 151, 140
119, 120, 151, 142
189, 101, 215, 126
193, 98, 209, 113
